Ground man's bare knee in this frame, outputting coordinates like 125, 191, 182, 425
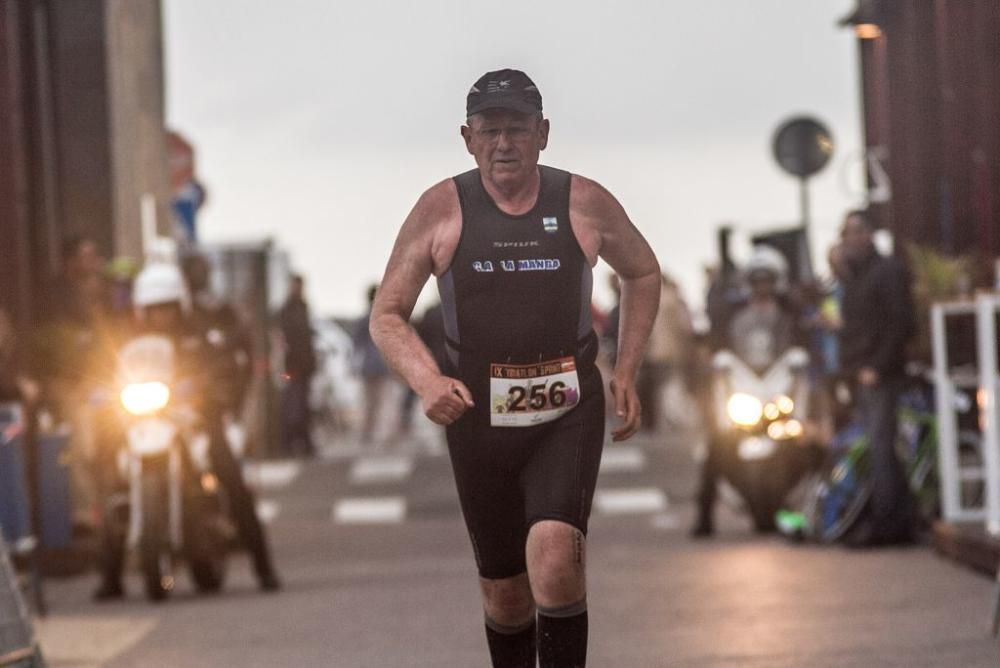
480, 573, 535, 628
526, 520, 586, 608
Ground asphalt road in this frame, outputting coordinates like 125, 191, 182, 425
34, 417, 1000, 667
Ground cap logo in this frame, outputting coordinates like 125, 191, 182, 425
487, 79, 511, 93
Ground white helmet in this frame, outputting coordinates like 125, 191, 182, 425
133, 262, 190, 313
744, 246, 789, 291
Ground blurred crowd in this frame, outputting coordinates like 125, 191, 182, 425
0, 207, 919, 569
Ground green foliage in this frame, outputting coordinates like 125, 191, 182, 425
907, 244, 973, 362
907, 244, 972, 302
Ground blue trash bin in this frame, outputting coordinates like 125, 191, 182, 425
0, 407, 72, 550
0, 431, 30, 546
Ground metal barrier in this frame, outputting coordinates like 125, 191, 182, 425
931, 300, 989, 523
973, 293, 1000, 639
975, 293, 1000, 537
0, 533, 43, 667
931, 294, 1000, 637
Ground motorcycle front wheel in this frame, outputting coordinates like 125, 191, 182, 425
185, 499, 227, 593
140, 470, 173, 602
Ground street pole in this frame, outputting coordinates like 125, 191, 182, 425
799, 176, 811, 229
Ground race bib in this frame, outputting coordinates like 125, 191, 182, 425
490, 357, 581, 427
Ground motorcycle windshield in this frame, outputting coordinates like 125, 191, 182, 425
727, 303, 793, 373
118, 335, 177, 386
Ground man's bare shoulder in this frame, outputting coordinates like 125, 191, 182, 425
569, 173, 618, 209
410, 178, 462, 276
567, 173, 633, 262
412, 178, 460, 227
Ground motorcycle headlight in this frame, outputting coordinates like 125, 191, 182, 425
121, 382, 170, 416
727, 393, 763, 427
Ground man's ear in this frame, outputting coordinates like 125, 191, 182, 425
460, 125, 474, 155
538, 118, 550, 151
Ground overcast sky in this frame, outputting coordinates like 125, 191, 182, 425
163, 0, 863, 317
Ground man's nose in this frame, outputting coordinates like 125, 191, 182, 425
496, 130, 513, 151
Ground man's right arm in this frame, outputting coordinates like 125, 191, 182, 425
369, 181, 473, 425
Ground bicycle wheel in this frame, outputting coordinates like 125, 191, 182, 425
812, 440, 871, 543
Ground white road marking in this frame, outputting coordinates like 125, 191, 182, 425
599, 446, 647, 474
244, 460, 302, 491
333, 497, 407, 524
594, 488, 668, 515
350, 456, 415, 484
35, 616, 158, 666
256, 499, 280, 524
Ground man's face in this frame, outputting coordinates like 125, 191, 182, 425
461, 109, 549, 187
748, 272, 777, 300
828, 244, 848, 280
841, 215, 874, 262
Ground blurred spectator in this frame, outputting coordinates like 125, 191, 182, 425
38, 236, 112, 526
637, 274, 694, 432
601, 274, 622, 365
182, 255, 253, 412
0, 309, 39, 405
704, 263, 743, 353
396, 302, 448, 439
353, 284, 389, 445
801, 244, 848, 383
839, 210, 916, 546
278, 274, 317, 457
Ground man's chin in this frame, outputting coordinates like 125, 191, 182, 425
488, 163, 530, 182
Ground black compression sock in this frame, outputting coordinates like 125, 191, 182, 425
485, 617, 537, 668
537, 601, 588, 668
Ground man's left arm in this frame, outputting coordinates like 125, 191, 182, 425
572, 176, 660, 441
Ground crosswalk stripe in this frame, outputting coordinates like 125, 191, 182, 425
244, 460, 303, 491
350, 456, 415, 484
333, 497, 407, 524
594, 488, 668, 515
256, 499, 281, 524
599, 446, 646, 474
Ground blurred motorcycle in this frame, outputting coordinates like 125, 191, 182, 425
110, 333, 232, 601
711, 345, 815, 531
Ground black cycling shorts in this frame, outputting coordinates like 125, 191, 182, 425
445, 368, 606, 580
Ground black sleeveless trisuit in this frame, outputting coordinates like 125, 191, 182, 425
436, 165, 606, 579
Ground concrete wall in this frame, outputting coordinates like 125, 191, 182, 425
104, 0, 170, 257
0, 0, 170, 329
48, 0, 115, 255
0, 1, 33, 326
857, 0, 1000, 268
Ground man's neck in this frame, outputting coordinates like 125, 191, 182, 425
480, 167, 541, 216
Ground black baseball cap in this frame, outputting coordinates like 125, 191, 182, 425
466, 69, 543, 117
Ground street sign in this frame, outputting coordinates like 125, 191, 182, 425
772, 117, 834, 178
168, 131, 195, 193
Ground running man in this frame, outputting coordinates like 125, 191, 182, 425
370, 69, 660, 667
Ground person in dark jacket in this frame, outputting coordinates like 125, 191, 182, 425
278, 274, 317, 457
839, 210, 916, 546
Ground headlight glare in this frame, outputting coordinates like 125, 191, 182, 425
121, 382, 170, 416
776, 395, 795, 415
727, 393, 763, 427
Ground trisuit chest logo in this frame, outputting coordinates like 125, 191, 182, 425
542, 217, 558, 234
